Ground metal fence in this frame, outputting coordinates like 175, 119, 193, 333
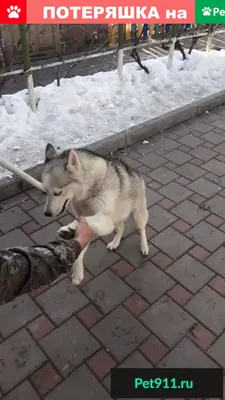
0, 24, 225, 98
0, 24, 220, 67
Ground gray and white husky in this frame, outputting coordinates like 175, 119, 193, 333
42, 143, 149, 285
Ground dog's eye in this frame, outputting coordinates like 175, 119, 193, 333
54, 191, 62, 196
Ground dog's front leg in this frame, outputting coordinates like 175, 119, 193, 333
58, 214, 115, 239
84, 214, 115, 237
71, 244, 89, 285
58, 215, 115, 286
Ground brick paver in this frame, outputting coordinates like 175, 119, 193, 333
1, 106, 225, 398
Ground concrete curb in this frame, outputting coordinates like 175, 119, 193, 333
0, 89, 225, 202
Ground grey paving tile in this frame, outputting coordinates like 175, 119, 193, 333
202, 159, 225, 176
202, 131, 225, 144
214, 106, 225, 117
188, 177, 222, 198
189, 146, 218, 161
46, 364, 111, 400
119, 351, 153, 368
0, 294, 41, 338
148, 167, 178, 185
188, 121, 214, 134
125, 262, 174, 304
0, 329, 46, 393
121, 155, 142, 169
140, 296, 195, 347
26, 188, 46, 204
0, 229, 34, 248
178, 135, 203, 148
157, 137, 180, 152
91, 306, 149, 362
185, 286, 225, 335
36, 278, 89, 325
116, 233, 153, 268
174, 163, 205, 181
164, 149, 193, 165
30, 222, 62, 245
198, 112, 221, 124
205, 247, 225, 277
83, 270, 133, 314
2, 381, 40, 400
166, 254, 214, 293
216, 175, 225, 187
0, 193, 29, 211
132, 141, 159, 155
171, 199, 209, 225
207, 332, 225, 368
145, 187, 163, 208
85, 239, 120, 276
187, 221, 225, 252
27, 204, 59, 226
169, 125, 192, 137
159, 182, 193, 203
40, 317, 100, 377
148, 204, 177, 232
151, 227, 194, 260
204, 194, 225, 219
123, 217, 136, 237
211, 118, 225, 131
158, 338, 217, 368
128, 150, 142, 160
212, 142, 225, 155
138, 153, 167, 169
0, 206, 30, 233
203, 141, 216, 149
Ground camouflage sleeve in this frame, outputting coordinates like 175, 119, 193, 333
0, 239, 82, 305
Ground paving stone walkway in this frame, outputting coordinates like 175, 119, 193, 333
1, 106, 225, 399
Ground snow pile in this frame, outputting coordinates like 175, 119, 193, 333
0, 49, 225, 179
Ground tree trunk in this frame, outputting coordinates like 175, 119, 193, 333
19, 24, 36, 112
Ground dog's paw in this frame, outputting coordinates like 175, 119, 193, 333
72, 276, 83, 285
141, 243, 149, 256
71, 269, 84, 286
107, 240, 120, 251
58, 227, 75, 240
58, 221, 78, 240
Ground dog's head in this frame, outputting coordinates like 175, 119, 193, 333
42, 143, 84, 217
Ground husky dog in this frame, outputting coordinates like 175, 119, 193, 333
42, 144, 149, 285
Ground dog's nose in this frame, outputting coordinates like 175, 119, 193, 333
44, 210, 52, 217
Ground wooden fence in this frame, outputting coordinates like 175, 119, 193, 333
0, 24, 108, 65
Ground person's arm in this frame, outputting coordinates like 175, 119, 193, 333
0, 217, 93, 305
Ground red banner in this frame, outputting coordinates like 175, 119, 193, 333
0, 0, 195, 23
0, 0, 26, 23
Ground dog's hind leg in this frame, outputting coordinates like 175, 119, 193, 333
107, 222, 125, 250
132, 196, 149, 256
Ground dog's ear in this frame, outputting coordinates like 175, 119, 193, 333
45, 143, 57, 163
66, 150, 80, 171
